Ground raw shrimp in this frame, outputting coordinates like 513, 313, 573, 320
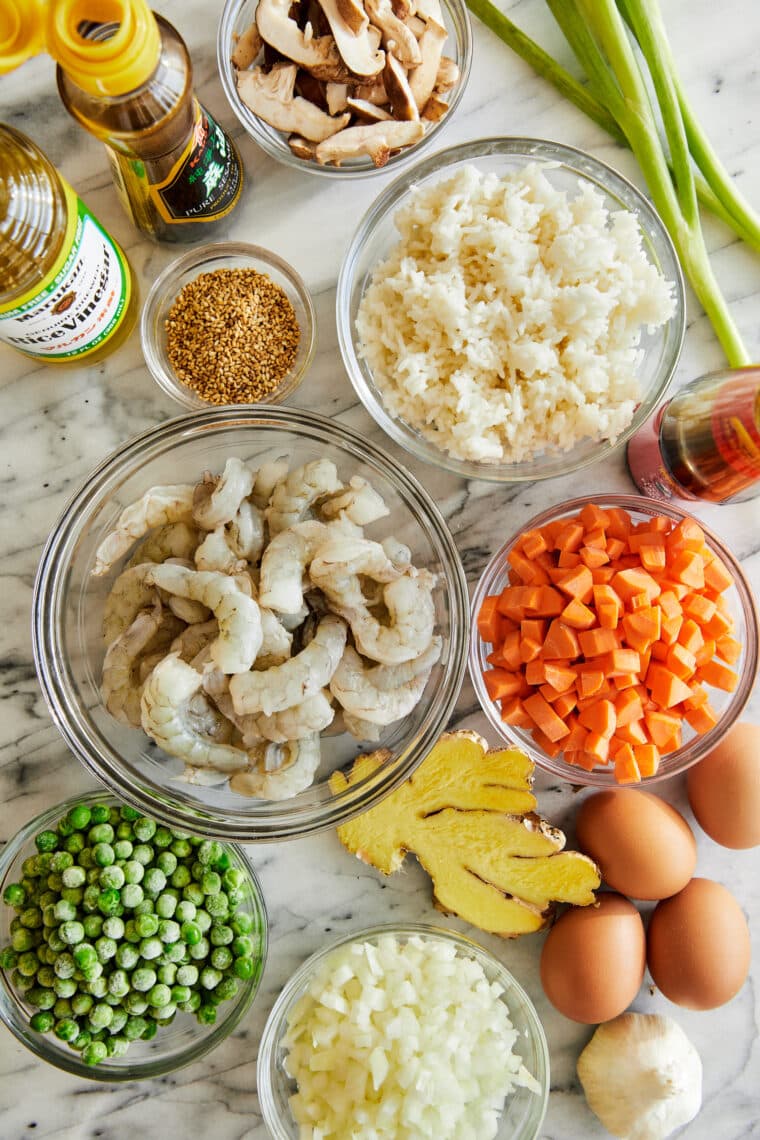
227, 499, 264, 563
229, 734, 322, 800
102, 563, 159, 646
170, 619, 219, 664
258, 520, 329, 614
229, 613, 347, 716
317, 476, 389, 526
101, 600, 165, 726
194, 527, 248, 575
333, 569, 436, 665
266, 459, 341, 536
329, 644, 436, 725
126, 523, 199, 569
308, 536, 405, 586
193, 458, 254, 530
246, 691, 335, 744
140, 654, 249, 772
146, 564, 262, 674
342, 712, 383, 742
250, 459, 289, 509
92, 485, 195, 576
256, 607, 293, 668
366, 635, 442, 690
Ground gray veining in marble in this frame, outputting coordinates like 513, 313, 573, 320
0, 0, 759, 1136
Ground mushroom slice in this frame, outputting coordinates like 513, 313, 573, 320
421, 91, 448, 121
405, 14, 426, 36
237, 63, 351, 141
383, 52, 419, 120
288, 134, 318, 159
315, 118, 424, 166
296, 68, 329, 107
231, 20, 263, 68
414, 0, 442, 20
390, 0, 415, 18
350, 78, 389, 104
318, 0, 385, 76
336, 0, 367, 34
365, 0, 421, 65
435, 54, 459, 91
326, 81, 350, 112
408, 17, 447, 112
255, 0, 345, 79
346, 96, 394, 121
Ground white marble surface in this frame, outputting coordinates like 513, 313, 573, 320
1, 0, 759, 1136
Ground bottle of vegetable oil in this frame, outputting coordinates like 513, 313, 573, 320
0, 0, 244, 243
0, 124, 136, 363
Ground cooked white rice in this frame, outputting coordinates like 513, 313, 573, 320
355, 164, 676, 464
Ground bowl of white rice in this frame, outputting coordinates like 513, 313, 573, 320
336, 138, 685, 482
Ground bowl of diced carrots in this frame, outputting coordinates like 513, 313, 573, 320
470, 495, 758, 786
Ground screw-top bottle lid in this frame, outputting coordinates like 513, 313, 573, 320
0, 0, 161, 96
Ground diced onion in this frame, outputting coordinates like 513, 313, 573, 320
283, 935, 540, 1139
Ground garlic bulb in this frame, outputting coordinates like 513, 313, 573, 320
577, 1013, 702, 1140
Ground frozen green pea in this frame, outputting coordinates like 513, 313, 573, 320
123, 920, 141, 944
156, 851, 177, 877
158, 919, 180, 944
36, 964, 55, 987
170, 838, 191, 859
85, 975, 108, 998
155, 893, 177, 919
11, 970, 35, 994
80, 958, 104, 983
82, 885, 101, 912
231, 912, 254, 936
53, 976, 78, 999
0, 947, 18, 970
11, 928, 36, 953
188, 937, 210, 962
183, 883, 205, 909
97, 888, 121, 916
178, 993, 201, 1014
3, 882, 26, 908
134, 899, 154, 917
30, 1010, 55, 1033
78, 849, 94, 870
35, 830, 59, 854
171, 984, 191, 1005
115, 943, 139, 970
197, 1004, 216, 1025
194, 910, 212, 934
139, 937, 162, 961
214, 976, 239, 1003
53, 998, 73, 1020
157, 963, 177, 986
124, 993, 148, 1015
120, 883, 143, 909
50, 851, 74, 873
122, 860, 144, 885
171, 866, 191, 890
134, 912, 159, 938
64, 833, 85, 856
223, 867, 245, 891
197, 840, 222, 866
106, 971, 129, 1000
94, 936, 117, 963
106, 1036, 129, 1057
175, 961, 199, 987
120, 805, 140, 822
132, 844, 153, 866
153, 1002, 176, 1022
231, 934, 253, 958
234, 956, 255, 981
54, 953, 76, 980
71, 1030, 92, 1052
68, 804, 92, 830
113, 839, 133, 860
107, 1008, 128, 1035
89, 805, 111, 826
71, 992, 94, 1017
153, 827, 173, 849
82, 1040, 108, 1066
89, 1002, 114, 1030
53, 899, 76, 923
175, 900, 196, 924
163, 942, 187, 965
46, 873, 64, 893
28, 987, 56, 1010
59, 921, 85, 945
205, 894, 228, 919
92, 843, 115, 868
102, 916, 124, 940
147, 983, 171, 1008
132, 967, 157, 993
200, 871, 221, 896
123, 1016, 149, 1041
133, 818, 156, 842
20, 906, 43, 929
88, 821, 114, 845
181, 921, 201, 946
82, 914, 104, 939
54, 1017, 79, 1041
60, 887, 84, 909
17, 951, 40, 977
142, 868, 166, 896
99, 864, 124, 890
210, 946, 232, 971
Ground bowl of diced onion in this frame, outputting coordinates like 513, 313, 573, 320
257, 923, 550, 1139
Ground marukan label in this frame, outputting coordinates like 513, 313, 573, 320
711, 379, 760, 481
150, 101, 242, 225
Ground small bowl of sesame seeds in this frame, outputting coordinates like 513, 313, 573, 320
140, 242, 316, 409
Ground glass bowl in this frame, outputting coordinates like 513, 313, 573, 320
140, 242, 316, 411
217, 0, 472, 179
469, 494, 759, 786
32, 407, 469, 842
337, 137, 686, 482
257, 923, 550, 1139
0, 792, 267, 1082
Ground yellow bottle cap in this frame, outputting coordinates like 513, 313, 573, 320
0, 0, 161, 95
0, 0, 48, 74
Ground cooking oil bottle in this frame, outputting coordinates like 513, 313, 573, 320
0, 0, 244, 243
0, 124, 136, 363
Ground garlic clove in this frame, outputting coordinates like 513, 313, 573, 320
577, 1012, 702, 1140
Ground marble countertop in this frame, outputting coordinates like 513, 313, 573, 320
1, 0, 759, 1136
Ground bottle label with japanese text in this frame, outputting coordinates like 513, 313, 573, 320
150, 101, 243, 225
0, 183, 132, 361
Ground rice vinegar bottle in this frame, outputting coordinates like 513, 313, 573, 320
51, 0, 244, 242
0, 124, 136, 363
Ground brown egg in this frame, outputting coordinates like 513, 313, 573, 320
647, 878, 751, 1010
575, 790, 697, 900
540, 893, 646, 1023
686, 722, 760, 849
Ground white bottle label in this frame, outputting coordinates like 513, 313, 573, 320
0, 184, 132, 361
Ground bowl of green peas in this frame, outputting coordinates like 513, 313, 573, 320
0, 792, 267, 1080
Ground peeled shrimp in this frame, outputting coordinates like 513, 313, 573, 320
329, 569, 436, 665
266, 459, 341, 536
317, 476, 389, 526
258, 520, 329, 614
250, 459, 289, 510
126, 523, 199, 569
193, 458, 254, 530
194, 527, 248, 575
140, 654, 249, 772
342, 712, 383, 742
229, 734, 322, 800
365, 635, 442, 690
170, 619, 219, 664
329, 643, 436, 725
102, 563, 159, 646
246, 691, 335, 744
101, 600, 165, 726
257, 608, 293, 668
227, 499, 264, 563
93, 485, 195, 576
229, 613, 347, 716
146, 564, 262, 674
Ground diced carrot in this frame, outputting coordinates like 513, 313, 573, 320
715, 635, 742, 665
521, 618, 547, 642
525, 659, 547, 687
563, 717, 588, 753
477, 596, 502, 643
638, 647, 652, 678
613, 672, 639, 690
640, 544, 667, 572
660, 612, 684, 645
612, 567, 661, 604
522, 693, 571, 742
605, 536, 627, 560
578, 699, 616, 739
553, 690, 578, 720
677, 618, 704, 655
650, 640, 669, 662
572, 750, 601, 772
684, 683, 709, 710
684, 702, 719, 734
646, 663, 694, 709
496, 586, 529, 623
486, 648, 512, 668
633, 743, 659, 778
577, 684, 613, 709
583, 527, 608, 550
578, 627, 620, 657
615, 753, 642, 784
585, 732, 611, 763
658, 590, 684, 621
665, 642, 697, 681
543, 662, 577, 693
580, 545, 610, 569
508, 547, 547, 585
695, 659, 739, 691
610, 738, 635, 765
561, 597, 597, 630
669, 549, 705, 589
577, 667, 605, 698
498, 629, 523, 671
596, 648, 642, 676
616, 718, 649, 745
615, 689, 644, 726
604, 508, 633, 541
557, 549, 582, 568
519, 636, 543, 665
701, 608, 734, 639
483, 669, 524, 701
529, 727, 565, 758
555, 522, 585, 553
682, 592, 715, 624
543, 620, 581, 660
521, 529, 549, 560
694, 638, 717, 667
500, 697, 532, 728
703, 554, 734, 593
666, 517, 705, 553
580, 503, 609, 531
591, 566, 616, 584
621, 607, 661, 651
555, 564, 593, 602
645, 709, 682, 751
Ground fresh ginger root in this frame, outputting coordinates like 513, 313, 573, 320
331, 730, 600, 936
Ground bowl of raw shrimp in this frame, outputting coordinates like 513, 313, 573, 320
32, 407, 469, 842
